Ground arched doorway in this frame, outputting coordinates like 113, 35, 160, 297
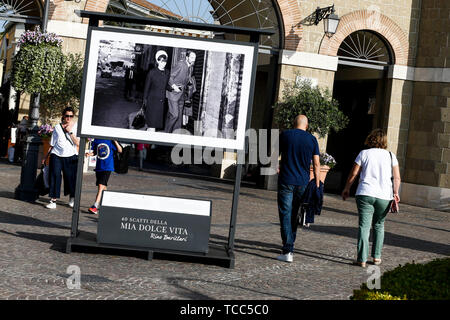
105, 0, 284, 182
325, 30, 394, 194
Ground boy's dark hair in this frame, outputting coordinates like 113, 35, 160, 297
62, 107, 75, 115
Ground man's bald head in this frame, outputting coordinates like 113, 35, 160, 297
294, 115, 308, 130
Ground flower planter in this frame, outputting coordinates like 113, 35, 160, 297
39, 137, 51, 166
309, 165, 330, 183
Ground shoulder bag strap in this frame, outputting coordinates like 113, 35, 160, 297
61, 124, 74, 146
389, 151, 394, 197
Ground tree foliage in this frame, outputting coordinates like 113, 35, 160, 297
274, 76, 349, 138
11, 44, 65, 95
10, 26, 84, 121
352, 258, 450, 300
40, 53, 84, 120
11, 27, 65, 95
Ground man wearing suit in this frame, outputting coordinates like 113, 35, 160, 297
164, 51, 196, 133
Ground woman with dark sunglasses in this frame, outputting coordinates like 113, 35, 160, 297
42, 107, 80, 209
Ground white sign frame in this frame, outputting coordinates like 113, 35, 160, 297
78, 27, 257, 151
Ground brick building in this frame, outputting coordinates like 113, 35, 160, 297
0, 0, 448, 210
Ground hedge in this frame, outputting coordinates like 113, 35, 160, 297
351, 258, 450, 300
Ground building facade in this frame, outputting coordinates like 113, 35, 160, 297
1, 0, 448, 210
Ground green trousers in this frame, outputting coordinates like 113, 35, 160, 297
355, 195, 391, 262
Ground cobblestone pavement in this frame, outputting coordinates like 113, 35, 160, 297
0, 161, 449, 300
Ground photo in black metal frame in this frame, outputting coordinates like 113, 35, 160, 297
78, 27, 256, 151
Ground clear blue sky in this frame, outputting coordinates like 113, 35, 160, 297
149, 0, 214, 23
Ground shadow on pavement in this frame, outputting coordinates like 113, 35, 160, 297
323, 205, 450, 233
0, 210, 70, 230
0, 191, 15, 199
322, 206, 357, 217
173, 182, 272, 202
0, 230, 67, 253
165, 276, 295, 300
210, 234, 354, 266
309, 225, 450, 256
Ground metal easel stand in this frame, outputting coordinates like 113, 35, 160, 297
66, 11, 271, 268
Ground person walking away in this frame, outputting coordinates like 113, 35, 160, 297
277, 115, 321, 262
43, 107, 79, 209
85, 139, 122, 214
136, 143, 149, 171
341, 128, 401, 267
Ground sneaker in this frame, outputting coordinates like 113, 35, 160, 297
276, 252, 293, 263
46, 200, 56, 209
69, 197, 75, 208
88, 206, 98, 214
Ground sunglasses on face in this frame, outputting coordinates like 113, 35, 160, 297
64, 114, 74, 118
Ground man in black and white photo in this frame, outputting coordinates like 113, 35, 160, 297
124, 65, 135, 101
164, 51, 196, 133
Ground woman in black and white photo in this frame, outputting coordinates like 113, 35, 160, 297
142, 50, 170, 132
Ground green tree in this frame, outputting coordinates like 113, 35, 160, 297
274, 76, 349, 138
40, 53, 84, 120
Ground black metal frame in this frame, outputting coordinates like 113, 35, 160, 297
314, 4, 335, 25
66, 10, 274, 268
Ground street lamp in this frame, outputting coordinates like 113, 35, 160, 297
14, 0, 50, 202
314, 4, 340, 37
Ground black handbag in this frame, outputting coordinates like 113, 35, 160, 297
114, 143, 130, 174
132, 110, 146, 130
35, 167, 49, 196
389, 152, 399, 213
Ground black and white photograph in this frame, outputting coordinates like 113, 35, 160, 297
79, 28, 256, 150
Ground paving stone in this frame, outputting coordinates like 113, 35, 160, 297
0, 161, 448, 300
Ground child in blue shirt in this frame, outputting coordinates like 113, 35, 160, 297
85, 139, 122, 214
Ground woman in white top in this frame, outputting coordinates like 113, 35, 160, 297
341, 129, 401, 267
42, 107, 80, 209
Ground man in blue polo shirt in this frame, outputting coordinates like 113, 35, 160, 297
277, 115, 321, 262
85, 139, 122, 214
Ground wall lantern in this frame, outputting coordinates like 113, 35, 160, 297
314, 4, 340, 37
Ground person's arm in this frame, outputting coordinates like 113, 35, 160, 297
393, 165, 401, 202
69, 132, 79, 148
168, 63, 182, 92
62, 122, 79, 148
341, 163, 362, 200
113, 140, 123, 153
312, 154, 321, 188
312, 138, 321, 187
41, 145, 53, 165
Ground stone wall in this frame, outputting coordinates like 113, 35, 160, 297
298, 0, 420, 66
404, 0, 449, 190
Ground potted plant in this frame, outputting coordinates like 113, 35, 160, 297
274, 75, 348, 182
308, 152, 337, 182
11, 26, 65, 97
37, 124, 54, 166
